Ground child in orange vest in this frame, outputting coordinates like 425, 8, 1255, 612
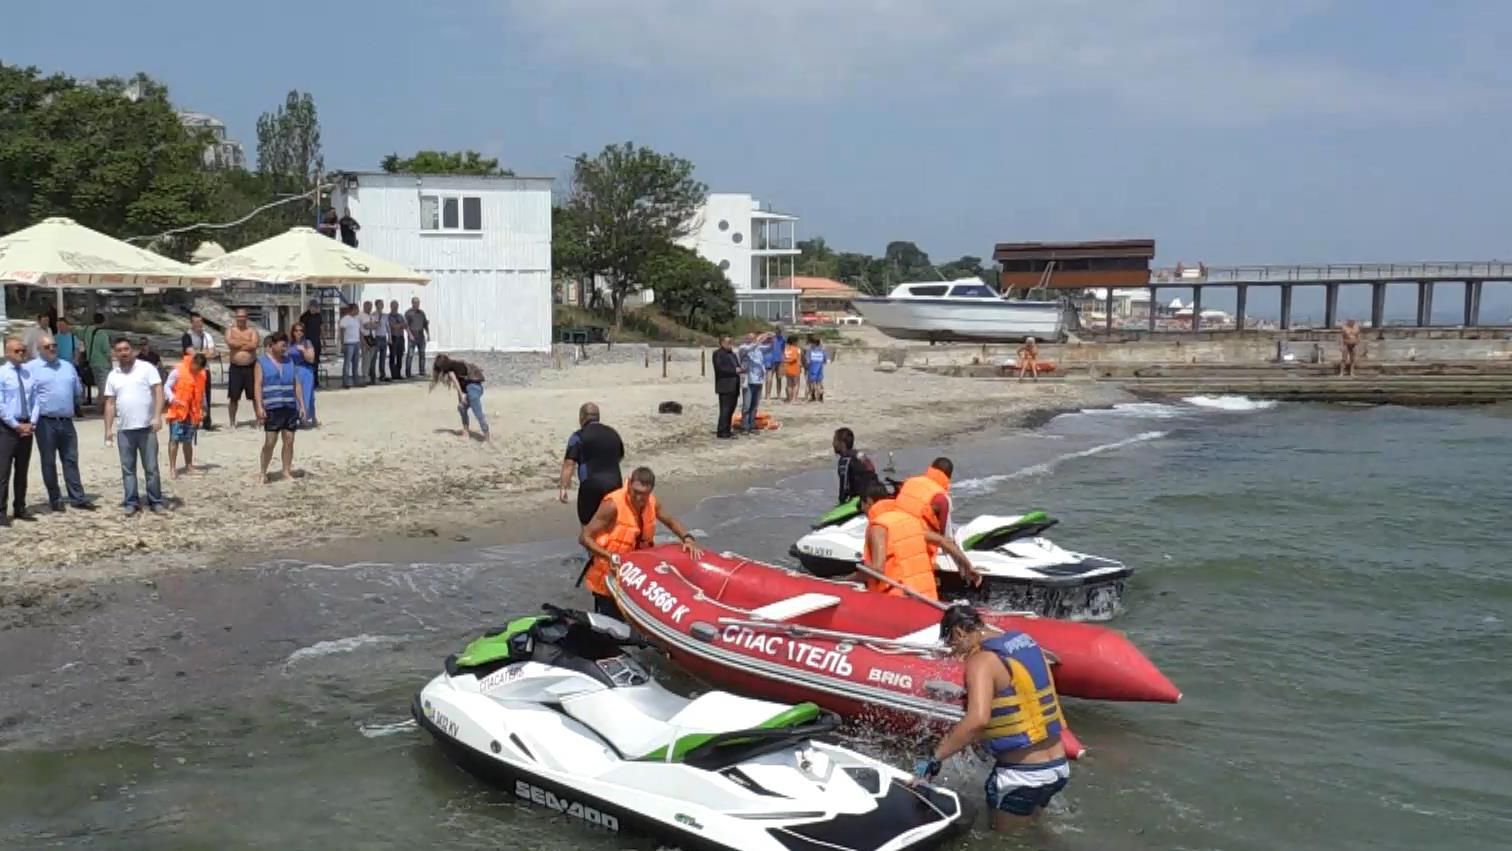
164, 353, 208, 478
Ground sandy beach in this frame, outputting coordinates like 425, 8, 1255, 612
0, 349, 1129, 598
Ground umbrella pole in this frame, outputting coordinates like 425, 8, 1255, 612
55, 285, 64, 319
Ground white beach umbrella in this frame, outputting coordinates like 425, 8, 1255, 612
0, 217, 219, 319
192, 227, 430, 286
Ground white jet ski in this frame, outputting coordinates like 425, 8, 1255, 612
414, 604, 965, 851
790, 501, 1133, 620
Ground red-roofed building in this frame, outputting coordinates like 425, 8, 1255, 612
779, 276, 859, 318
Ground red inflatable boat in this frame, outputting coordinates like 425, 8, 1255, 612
607, 547, 1181, 759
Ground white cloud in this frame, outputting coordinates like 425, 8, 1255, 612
498, 0, 1486, 124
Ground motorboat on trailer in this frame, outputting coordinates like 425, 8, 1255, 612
606, 547, 1181, 757
414, 605, 965, 851
791, 502, 1134, 621
850, 279, 1065, 343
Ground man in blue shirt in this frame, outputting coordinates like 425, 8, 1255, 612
28, 333, 94, 512
738, 331, 774, 435
0, 336, 38, 525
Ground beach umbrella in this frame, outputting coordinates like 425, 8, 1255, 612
192, 226, 429, 286
191, 226, 430, 315
0, 217, 219, 320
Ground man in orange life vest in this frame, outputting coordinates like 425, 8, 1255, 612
914, 605, 1068, 830
578, 466, 702, 617
858, 481, 978, 601
895, 457, 954, 547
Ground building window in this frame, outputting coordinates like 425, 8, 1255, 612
732, 232, 743, 244
421, 194, 484, 233
718, 259, 731, 270
906, 285, 949, 297
718, 219, 730, 231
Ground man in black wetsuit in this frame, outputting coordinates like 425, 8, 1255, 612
833, 426, 879, 504
560, 402, 626, 526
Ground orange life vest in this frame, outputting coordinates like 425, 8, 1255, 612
862, 498, 939, 601
164, 356, 206, 425
895, 467, 951, 534
585, 487, 659, 596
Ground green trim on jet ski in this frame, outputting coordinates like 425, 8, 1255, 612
813, 498, 861, 529
638, 701, 823, 763
455, 616, 541, 668
961, 510, 1052, 550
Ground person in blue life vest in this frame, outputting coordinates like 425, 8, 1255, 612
913, 605, 1069, 830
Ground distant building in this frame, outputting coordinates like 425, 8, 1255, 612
176, 111, 247, 171
994, 239, 1156, 293
329, 171, 553, 352
680, 193, 802, 322
779, 276, 858, 319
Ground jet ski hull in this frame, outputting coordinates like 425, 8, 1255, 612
415, 658, 963, 851
792, 516, 1137, 622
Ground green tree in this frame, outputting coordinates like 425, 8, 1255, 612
643, 245, 735, 328
0, 65, 215, 247
255, 90, 322, 230
565, 142, 707, 328
551, 205, 594, 307
380, 149, 513, 175
794, 236, 838, 278
937, 255, 990, 283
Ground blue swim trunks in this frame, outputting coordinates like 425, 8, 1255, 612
168, 421, 198, 445
985, 758, 1069, 816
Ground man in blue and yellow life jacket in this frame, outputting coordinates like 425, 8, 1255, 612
578, 466, 701, 618
913, 605, 1069, 830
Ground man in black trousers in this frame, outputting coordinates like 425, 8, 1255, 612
712, 335, 741, 439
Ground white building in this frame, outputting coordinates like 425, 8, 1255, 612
176, 111, 247, 171
330, 171, 553, 352
680, 193, 802, 322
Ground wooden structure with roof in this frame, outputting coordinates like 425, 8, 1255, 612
993, 239, 1156, 293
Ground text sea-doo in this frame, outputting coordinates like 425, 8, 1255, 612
414, 605, 964, 851
791, 502, 1132, 620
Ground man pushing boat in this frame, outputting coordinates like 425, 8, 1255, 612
579, 466, 701, 617
857, 481, 979, 600
915, 604, 1070, 830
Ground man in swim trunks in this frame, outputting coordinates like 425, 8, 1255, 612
224, 309, 260, 428
1339, 319, 1361, 377
915, 605, 1069, 831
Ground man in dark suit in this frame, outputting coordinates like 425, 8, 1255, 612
712, 335, 741, 439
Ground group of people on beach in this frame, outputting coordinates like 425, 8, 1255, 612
711, 326, 829, 438
0, 296, 445, 522
553, 409, 1067, 830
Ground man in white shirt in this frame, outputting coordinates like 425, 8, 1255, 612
338, 303, 363, 388
359, 300, 378, 386
102, 336, 166, 515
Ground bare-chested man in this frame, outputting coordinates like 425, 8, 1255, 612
224, 309, 261, 427
1339, 319, 1361, 377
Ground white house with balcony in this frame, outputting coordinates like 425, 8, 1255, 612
679, 193, 801, 322
329, 171, 553, 352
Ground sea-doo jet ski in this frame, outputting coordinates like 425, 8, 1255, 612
414, 605, 964, 851
790, 501, 1133, 620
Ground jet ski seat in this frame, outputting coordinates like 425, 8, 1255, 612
562, 689, 819, 763
748, 593, 841, 622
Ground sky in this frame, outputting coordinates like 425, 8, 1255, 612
4, 0, 1510, 316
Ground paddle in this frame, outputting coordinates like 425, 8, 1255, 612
851, 561, 1036, 620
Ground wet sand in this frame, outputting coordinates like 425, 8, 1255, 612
0, 354, 1129, 609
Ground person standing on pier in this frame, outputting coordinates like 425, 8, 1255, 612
1339, 320, 1362, 377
